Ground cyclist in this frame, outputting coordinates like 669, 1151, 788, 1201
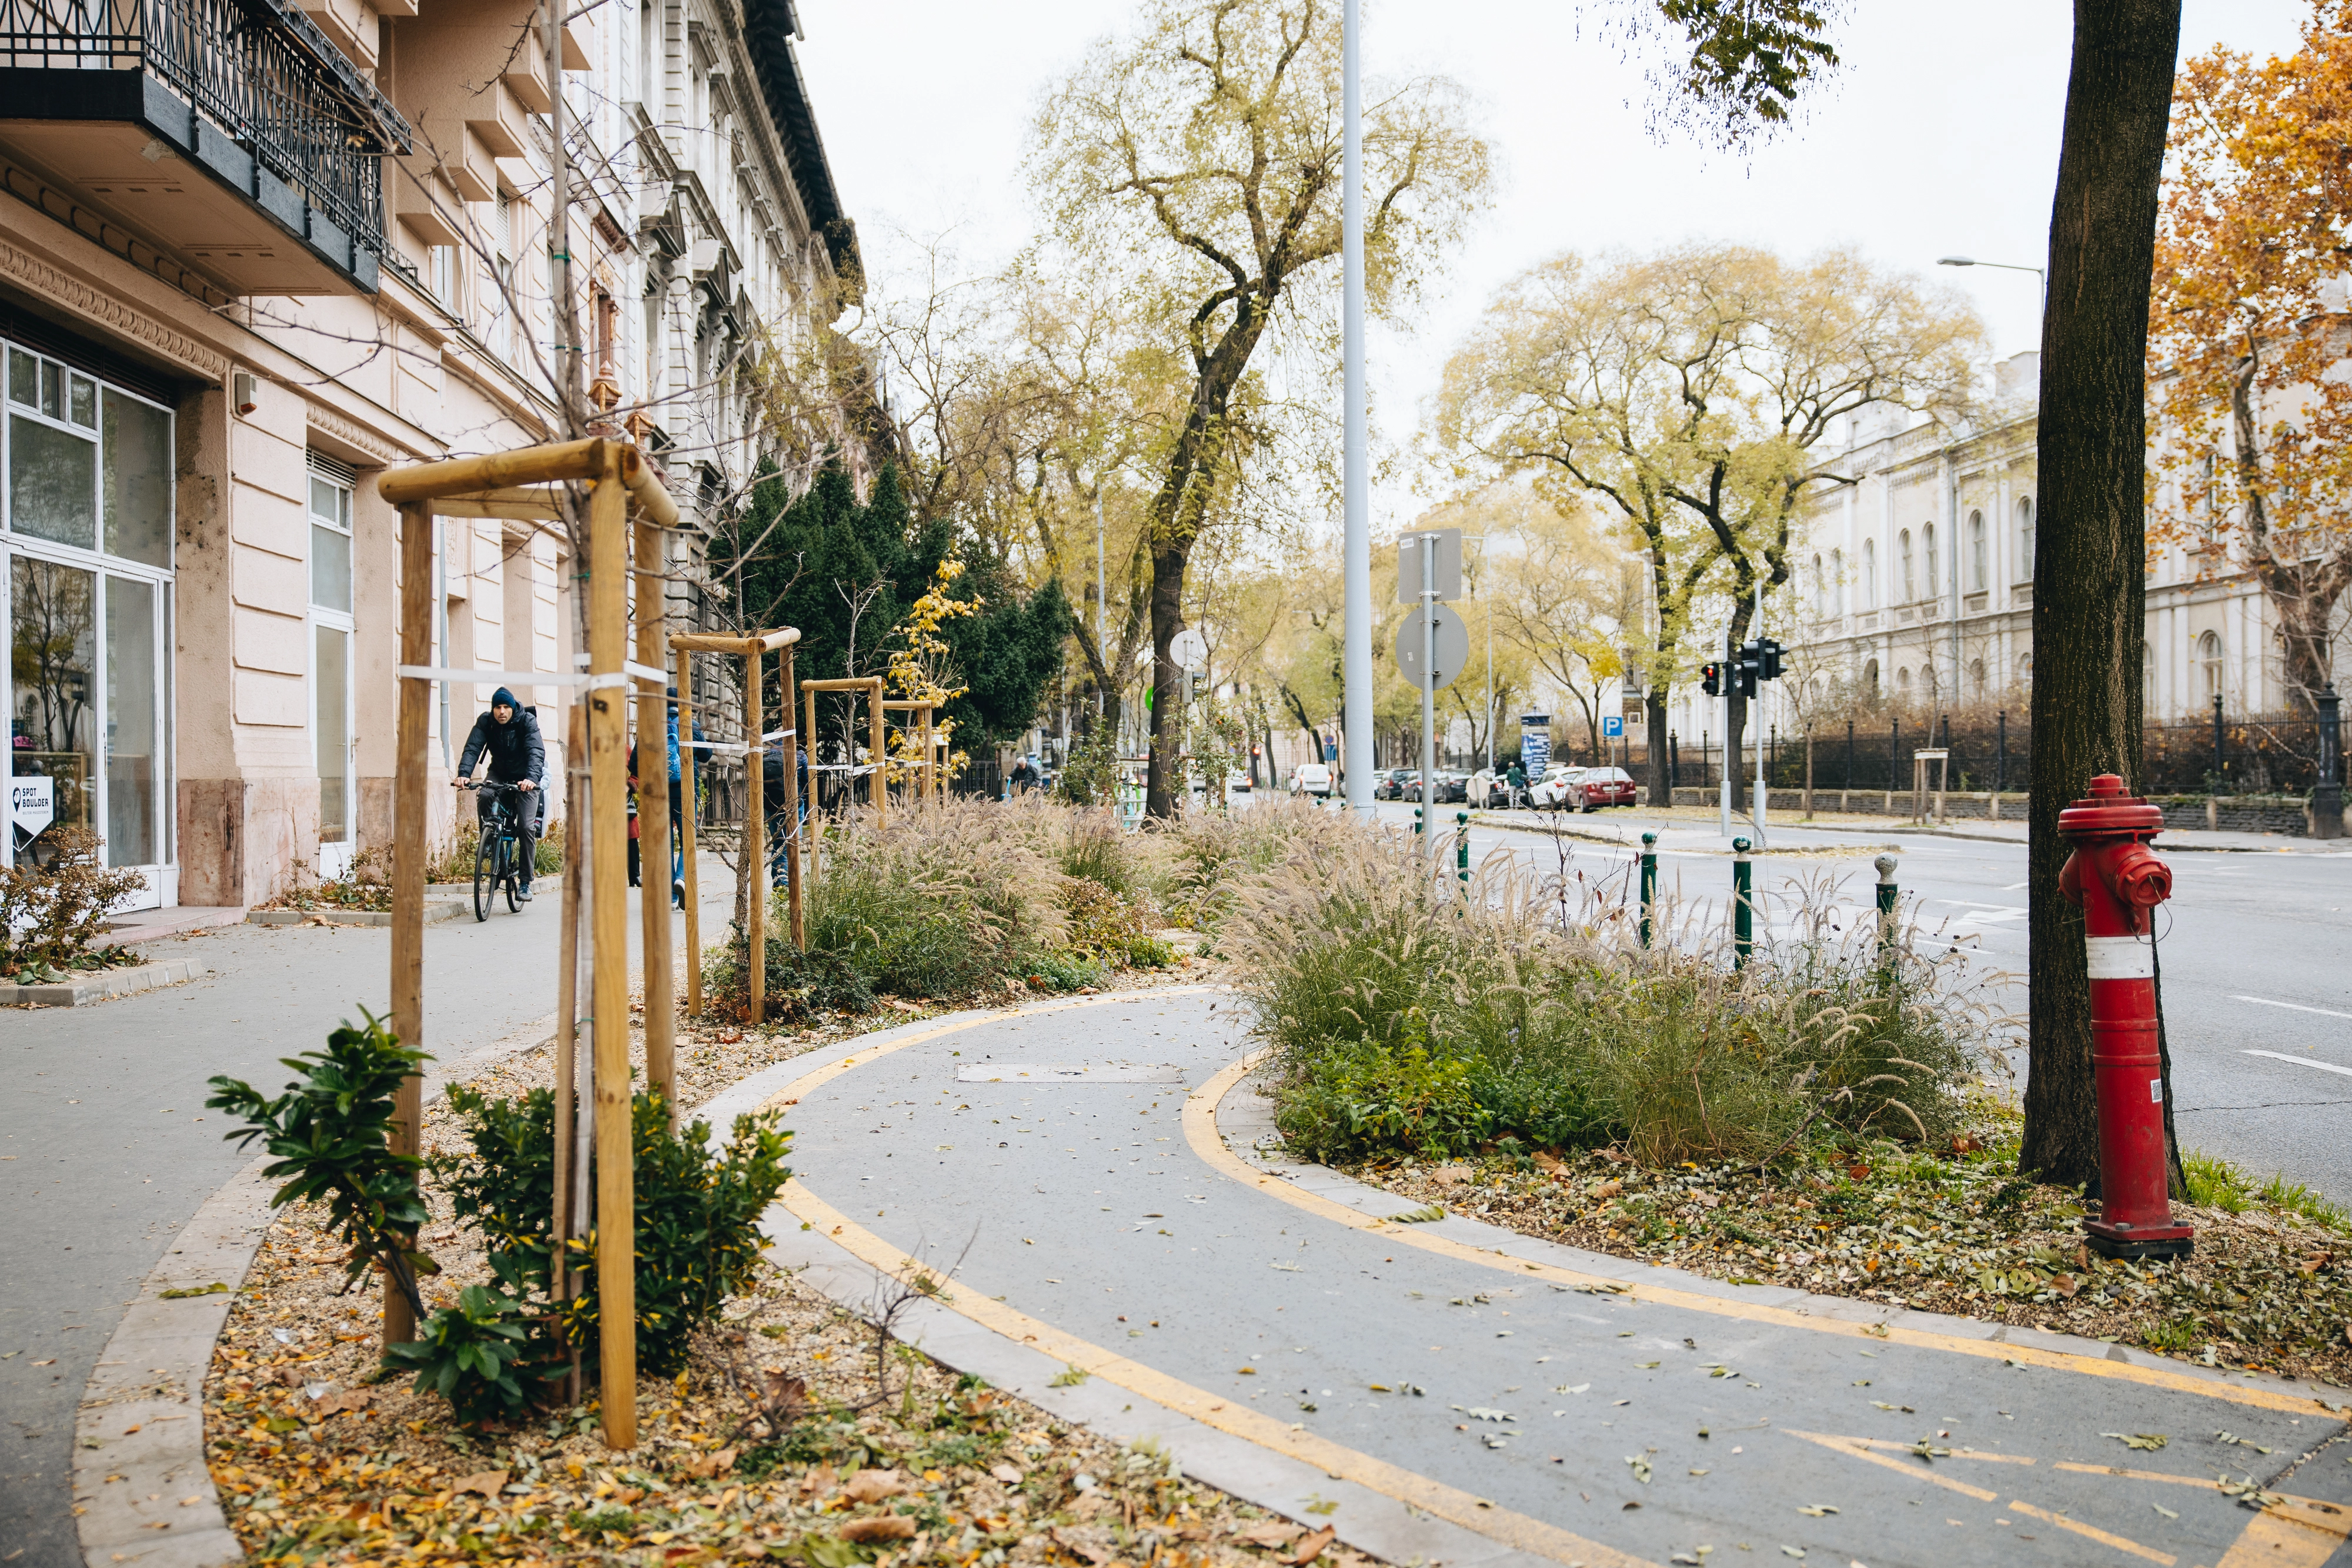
455, 687, 545, 902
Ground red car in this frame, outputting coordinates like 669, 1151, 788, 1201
1568, 766, 1637, 810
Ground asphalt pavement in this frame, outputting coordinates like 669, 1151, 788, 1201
777, 990, 2352, 1568
0, 872, 723, 1568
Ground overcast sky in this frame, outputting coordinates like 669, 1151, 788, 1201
797, 1, 2306, 528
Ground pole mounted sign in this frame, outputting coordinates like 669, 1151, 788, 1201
1602, 715, 1624, 740
1394, 604, 1468, 690
1521, 713, 1551, 777
1395, 529, 1462, 603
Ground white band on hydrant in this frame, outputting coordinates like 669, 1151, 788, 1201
2085, 935, 2156, 980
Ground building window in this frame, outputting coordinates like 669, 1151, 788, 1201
2199, 630, 2223, 703
431, 245, 457, 310
1829, 547, 1845, 615
1968, 510, 1986, 591
1809, 553, 1823, 618
2016, 496, 2035, 582
1923, 521, 1939, 599
5, 342, 174, 882
1863, 657, 1879, 697
1861, 539, 1877, 610
1970, 657, 1986, 697
308, 457, 356, 857
1899, 529, 1915, 602
1896, 666, 1912, 698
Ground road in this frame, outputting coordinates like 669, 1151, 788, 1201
1329, 797, 2352, 1209
0, 874, 723, 1568
774, 991, 2352, 1568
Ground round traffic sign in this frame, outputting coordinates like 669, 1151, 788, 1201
1394, 603, 1469, 690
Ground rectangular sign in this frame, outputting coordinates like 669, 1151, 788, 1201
1520, 714, 1551, 777
9, 774, 54, 841
1602, 716, 1624, 740
1396, 529, 1463, 604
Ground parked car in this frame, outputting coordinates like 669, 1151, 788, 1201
1528, 764, 1587, 810
1575, 765, 1639, 809
1431, 770, 1469, 804
1290, 761, 1333, 797
1375, 767, 1418, 801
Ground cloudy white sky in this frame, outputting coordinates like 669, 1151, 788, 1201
797, 0, 2306, 527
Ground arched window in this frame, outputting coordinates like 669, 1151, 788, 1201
2199, 630, 2223, 703
1969, 510, 1986, 591
1969, 657, 1986, 696
1829, 547, 1845, 616
1862, 539, 1878, 610
2019, 650, 2033, 685
1899, 529, 1916, 601
1924, 522, 1939, 599
1896, 666, 1913, 696
1863, 658, 1880, 696
2017, 496, 2036, 582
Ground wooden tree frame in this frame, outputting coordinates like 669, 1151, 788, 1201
881, 698, 943, 804
376, 436, 677, 1451
673, 628, 803, 1024
802, 677, 888, 834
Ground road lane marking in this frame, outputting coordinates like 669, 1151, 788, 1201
2234, 996, 2352, 1022
1185, 1049, 2328, 1415
2242, 1050, 2352, 1079
2004, 1499, 2175, 1564
756, 992, 1658, 1568
1779, 1428, 1999, 1501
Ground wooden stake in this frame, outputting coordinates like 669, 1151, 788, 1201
805, 680, 821, 897
385, 500, 432, 1353
923, 704, 937, 803
586, 448, 636, 1449
634, 518, 674, 1118
552, 712, 585, 1402
781, 643, 803, 948
870, 681, 887, 833
677, 647, 700, 1017
745, 646, 766, 1025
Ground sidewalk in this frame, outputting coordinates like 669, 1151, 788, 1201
756, 989, 2352, 1568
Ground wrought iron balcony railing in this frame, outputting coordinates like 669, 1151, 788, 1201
0, 0, 412, 261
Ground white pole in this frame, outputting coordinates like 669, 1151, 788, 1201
1753, 579, 1767, 842
1421, 533, 1435, 859
1341, 0, 1371, 814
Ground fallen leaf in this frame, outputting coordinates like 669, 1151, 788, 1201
1627, 1455, 1652, 1485
1796, 1505, 1838, 1517
2102, 1433, 2167, 1452
837, 1515, 917, 1543
842, 1469, 908, 1503
454, 1469, 507, 1499
2153, 1503, 2179, 1520
313, 1389, 373, 1416
1053, 1527, 1116, 1563
989, 1464, 1023, 1485
1285, 1526, 1337, 1565
1235, 1522, 1305, 1548
1780, 1550, 1806, 1561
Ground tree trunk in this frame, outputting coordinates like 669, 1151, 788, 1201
2022, 0, 2181, 1192
1144, 539, 1188, 818
2258, 556, 2352, 716
1723, 594, 1755, 812
1646, 687, 1671, 804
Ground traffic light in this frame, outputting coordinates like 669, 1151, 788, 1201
1700, 661, 1720, 698
1758, 638, 1785, 681
1734, 640, 1761, 699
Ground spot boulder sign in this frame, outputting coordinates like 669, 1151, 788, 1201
10, 774, 54, 847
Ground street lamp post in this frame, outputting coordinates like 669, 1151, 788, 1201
1340, 0, 1371, 812
1936, 255, 2047, 306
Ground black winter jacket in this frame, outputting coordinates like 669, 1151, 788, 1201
458, 706, 546, 785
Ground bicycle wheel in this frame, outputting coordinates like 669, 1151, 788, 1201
473, 831, 496, 921
503, 834, 522, 911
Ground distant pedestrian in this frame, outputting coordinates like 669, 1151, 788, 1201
1505, 761, 1526, 808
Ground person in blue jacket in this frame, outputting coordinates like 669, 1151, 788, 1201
455, 687, 545, 901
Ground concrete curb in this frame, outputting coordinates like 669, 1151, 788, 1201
244, 902, 466, 928
0, 957, 211, 1008
70, 1008, 562, 1568
1466, 810, 2352, 857
1211, 1066, 2333, 1405
705, 993, 1556, 1568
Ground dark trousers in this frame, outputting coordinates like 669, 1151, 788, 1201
479, 785, 543, 883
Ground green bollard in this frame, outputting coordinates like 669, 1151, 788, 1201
1732, 836, 1753, 968
1875, 853, 1899, 955
1639, 831, 1658, 948
1456, 811, 1471, 885
1413, 805, 1424, 837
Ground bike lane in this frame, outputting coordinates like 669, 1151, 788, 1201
737, 988, 2352, 1568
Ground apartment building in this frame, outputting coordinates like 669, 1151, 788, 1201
0, 0, 854, 911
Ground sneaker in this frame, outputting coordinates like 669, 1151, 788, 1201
672, 879, 686, 909
517, 884, 534, 902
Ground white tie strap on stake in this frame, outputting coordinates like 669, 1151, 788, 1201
397, 666, 589, 686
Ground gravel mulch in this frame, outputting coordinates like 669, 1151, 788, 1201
1345, 1116, 2352, 1390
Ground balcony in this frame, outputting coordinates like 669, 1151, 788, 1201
0, 0, 412, 296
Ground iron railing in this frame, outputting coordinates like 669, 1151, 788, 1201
0, 0, 410, 258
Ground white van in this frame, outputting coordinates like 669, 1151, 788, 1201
1290, 762, 1333, 797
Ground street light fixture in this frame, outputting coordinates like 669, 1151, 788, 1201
1937, 255, 2046, 304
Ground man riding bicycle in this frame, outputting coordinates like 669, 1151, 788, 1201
456, 687, 545, 901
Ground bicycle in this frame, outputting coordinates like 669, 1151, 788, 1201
457, 780, 530, 921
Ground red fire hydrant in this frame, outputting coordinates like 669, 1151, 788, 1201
2059, 773, 2193, 1259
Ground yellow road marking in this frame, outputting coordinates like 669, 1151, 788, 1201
2006, 1499, 2176, 1564
761, 992, 1659, 1568
2219, 1508, 2343, 1567
1184, 1049, 2328, 1416
1780, 1429, 1998, 1502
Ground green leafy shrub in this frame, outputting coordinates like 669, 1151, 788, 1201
706, 932, 877, 1021
1024, 950, 1105, 991
439, 1085, 791, 1378
206, 1012, 436, 1320
382, 1283, 545, 1425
